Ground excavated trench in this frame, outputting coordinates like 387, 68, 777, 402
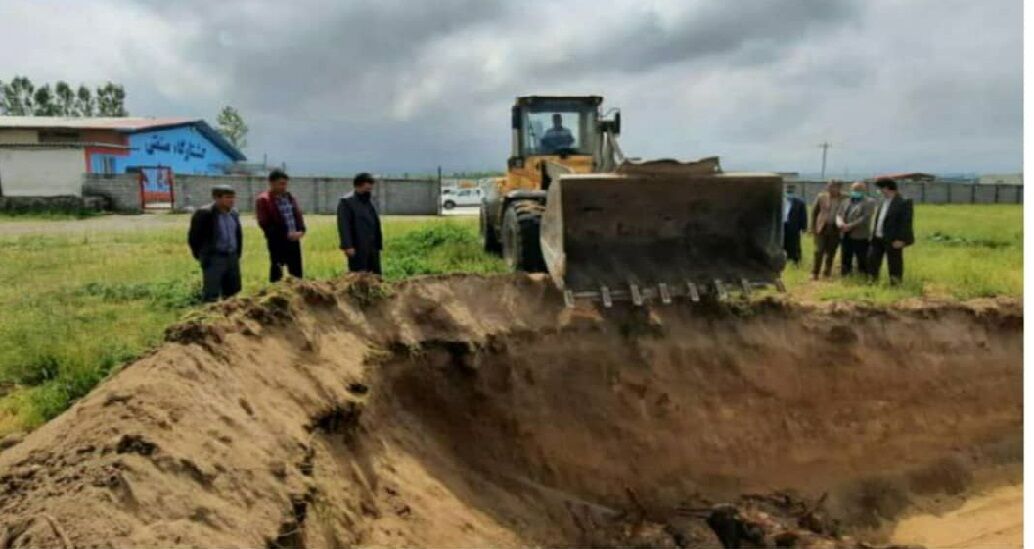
0, 274, 1023, 548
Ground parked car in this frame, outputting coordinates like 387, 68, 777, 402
442, 188, 483, 209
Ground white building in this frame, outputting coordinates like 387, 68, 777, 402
0, 143, 128, 197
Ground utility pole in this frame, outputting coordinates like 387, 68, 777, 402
818, 141, 831, 180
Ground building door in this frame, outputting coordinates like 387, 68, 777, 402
134, 166, 174, 209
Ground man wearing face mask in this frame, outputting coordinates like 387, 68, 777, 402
337, 172, 384, 275
782, 184, 807, 266
835, 181, 876, 276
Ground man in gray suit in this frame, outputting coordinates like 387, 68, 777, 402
336, 172, 383, 274
836, 181, 876, 276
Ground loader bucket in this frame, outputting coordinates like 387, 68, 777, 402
539, 169, 785, 302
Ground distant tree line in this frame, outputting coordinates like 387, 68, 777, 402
0, 76, 127, 117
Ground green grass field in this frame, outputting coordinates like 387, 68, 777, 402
0, 205, 1022, 435
783, 205, 1023, 302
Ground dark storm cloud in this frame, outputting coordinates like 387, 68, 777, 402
538, 1, 860, 76
133, 0, 865, 173
2, 0, 1017, 174
145, 0, 507, 112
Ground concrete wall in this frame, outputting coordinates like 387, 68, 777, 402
82, 173, 143, 213
0, 148, 85, 196
172, 175, 440, 214
0, 129, 40, 144
790, 180, 1022, 205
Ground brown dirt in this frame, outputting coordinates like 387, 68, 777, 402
890, 483, 1023, 548
0, 274, 1022, 548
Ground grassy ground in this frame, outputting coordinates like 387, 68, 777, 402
0, 215, 506, 434
0, 205, 1021, 435
782, 205, 1022, 302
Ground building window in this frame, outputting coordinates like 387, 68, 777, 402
39, 130, 81, 143
102, 155, 116, 174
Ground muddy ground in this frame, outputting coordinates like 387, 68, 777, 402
0, 274, 1022, 547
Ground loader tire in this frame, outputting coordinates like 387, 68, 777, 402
502, 202, 547, 273
480, 205, 502, 254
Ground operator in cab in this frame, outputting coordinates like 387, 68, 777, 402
539, 113, 575, 153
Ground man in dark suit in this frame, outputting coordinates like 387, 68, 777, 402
782, 184, 807, 266
337, 172, 383, 274
188, 185, 243, 301
255, 169, 306, 283
867, 178, 914, 284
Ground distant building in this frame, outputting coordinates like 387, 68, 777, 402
871, 172, 936, 183
0, 116, 245, 197
978, 173, 1023, 186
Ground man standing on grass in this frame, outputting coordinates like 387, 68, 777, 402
782, 184, 807, 266
809, 180, 847, 279
255, 169, 306, 283
836, 181, 876, 276
188, 185, 243, 302
867, 178, 914, 285
336, 172, 383, 275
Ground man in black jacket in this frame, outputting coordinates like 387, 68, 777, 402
188, 185, 243, 301
867, 178, 914, 284
782, 184, 807, 266
337, 172, 383, 274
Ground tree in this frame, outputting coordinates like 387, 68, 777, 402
32, 84, 63, 116
96, 82, 127, 116
54, 81, 76, 116
75, 85, 94, 117
216, 105, 248, 150
0, 77, 127, 117
2, 76, 35, 115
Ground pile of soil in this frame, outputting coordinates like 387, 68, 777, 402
0, 274, 1022, 547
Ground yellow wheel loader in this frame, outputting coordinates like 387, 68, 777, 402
480, 95, 786, 306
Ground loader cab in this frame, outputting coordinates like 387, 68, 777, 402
510, 96, 603, 166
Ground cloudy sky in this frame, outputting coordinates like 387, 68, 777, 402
0, 0, 1022, 176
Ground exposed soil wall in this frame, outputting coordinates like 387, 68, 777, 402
0, 275, 1022, 547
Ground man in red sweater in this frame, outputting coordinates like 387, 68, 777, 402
255, 169, 306, 282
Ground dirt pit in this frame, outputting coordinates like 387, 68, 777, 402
0, 274, 1022, 547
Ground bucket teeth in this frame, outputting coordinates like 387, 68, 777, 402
686, 281, 700, 302
566, 278, 781, 306
658, 283, 672, 305
714, 280, 728, 301
629, 283, 643, 306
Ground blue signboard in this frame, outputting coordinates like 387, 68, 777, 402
96, 124, 238, 176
